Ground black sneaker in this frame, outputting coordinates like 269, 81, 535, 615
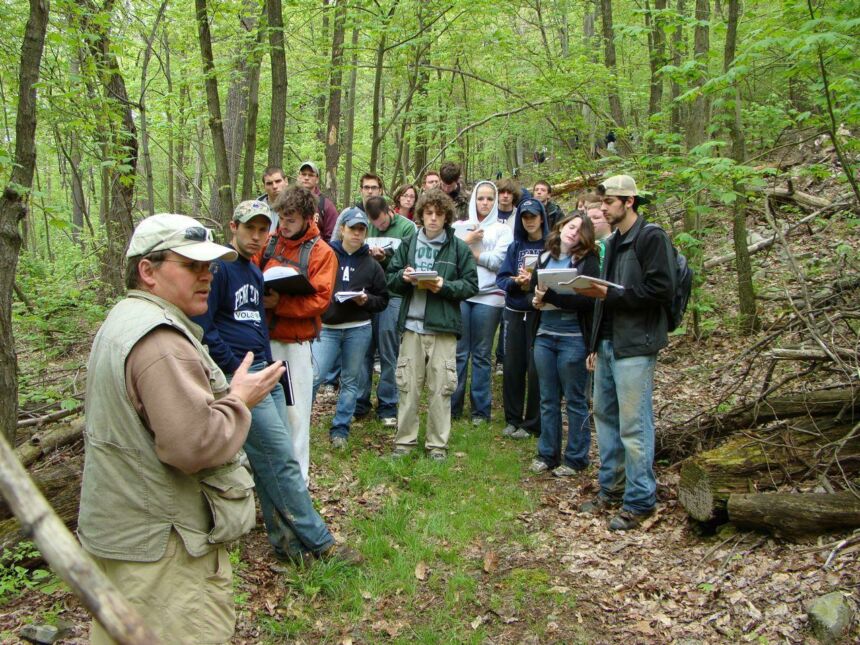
608, 509, 654, 531
579, 495, 616, 514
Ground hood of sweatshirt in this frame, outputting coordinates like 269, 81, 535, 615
466, 180, 500, 228
512, 198, 549, 243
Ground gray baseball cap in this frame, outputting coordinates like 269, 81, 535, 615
298, 161, 320, 176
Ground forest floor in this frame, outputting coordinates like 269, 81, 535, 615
2, 170, 859, 643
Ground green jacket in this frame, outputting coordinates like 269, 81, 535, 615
78, 291, 254, 562
386, 225, 478, 337
369, 213, 417, 270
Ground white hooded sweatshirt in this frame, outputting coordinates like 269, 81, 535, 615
452, 180, 513, 307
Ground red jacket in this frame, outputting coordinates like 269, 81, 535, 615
254, 220, 337, 343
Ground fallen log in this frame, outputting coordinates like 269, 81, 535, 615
694, 386, 858, 438
16, 418, 84, 468
551, 176, 598, 197
18, 406, 82, 428
678, 419, 860, 522
767, 348, 858, 362
727, 490, 860, 539
0, 455, 82, 522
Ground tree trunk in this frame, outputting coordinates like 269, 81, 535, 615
725, 0, 758, 331
67, 57, 88, 243
670, 0, 686, 133
342, 26, 359, 206
647, 0, 667, 117
195, 0, 234, 231
678, 419, 860, 522
369, 0, 400, 174
175, 82, 190, 212
267, 0, 287, 168
0, 433, 160, 644
138, 0, 170, 217
0, 0, 49, 446
728, 491, 860, 539
600, 0, 625, 128
163, 26, 175, 212
686, 0, 710, 150
241, 8, 267, 200
323, 1, 345, 204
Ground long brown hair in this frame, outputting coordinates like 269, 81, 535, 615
545, 214, 597, 260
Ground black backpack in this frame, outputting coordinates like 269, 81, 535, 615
633, 223, 694, 333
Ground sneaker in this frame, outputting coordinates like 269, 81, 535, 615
510, 428, 531, 439
391, 446, 412, 459
552, 464, 583, 477
529, 458, 550, 474
495, 365, 504, 377
502, 424, 518, 437
381, 417, 397, 428
317, 543, 364, 566
579, 495, 615, 514
471, 417, 487, 427
427, 449, 446, 461
373, 360, 381, 374
608, 509, 654, 532
331, 436, 348, 450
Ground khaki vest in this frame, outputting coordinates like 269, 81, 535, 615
78, 291, 254, 562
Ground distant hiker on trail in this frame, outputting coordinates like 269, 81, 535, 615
79, 214, 284, 644
311, 208, 389, 450
574, 175, 676, 531
451, 180, 512, 425
256, 185, 337, 485
295, 160, 339, 242
386, 189, 478, 460
529, 214, 599, 477
194, 200, 361, 567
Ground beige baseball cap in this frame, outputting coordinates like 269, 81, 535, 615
600, 175, 639, 197
126, 214, 238, 261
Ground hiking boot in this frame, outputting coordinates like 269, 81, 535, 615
529, 458, 550, 474
608, 509, 654, 532
390, 446, 412, 459
331, 436, 348, 450
427, 448, 446, 462
381, 417, 397, 428
579, 495, 615, 514
317, 543, 364, 566
271, 549, 314, 570
502, 424, 518, 437
552, 464, 583, 477
510, 428, 531, 439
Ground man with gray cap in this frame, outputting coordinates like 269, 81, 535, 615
78, 214, 285, 643
573, 175, 675, 531
193, 200, 361, 566
297, 160, 339, 242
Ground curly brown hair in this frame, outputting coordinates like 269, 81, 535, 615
546, 214, 597, 260
271, 185, 316, 219
415, 189, 456, 227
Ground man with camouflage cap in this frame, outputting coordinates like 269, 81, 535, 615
194, 200, 362, 566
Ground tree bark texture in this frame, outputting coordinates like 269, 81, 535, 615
600, 0, 625, 128
0, 0, 49, 444
138, 0, 169, 218
324, 1, 346, 204
727, 491, 860, 539
0, 433, 160, 644
686, 0, 710, 150
267, 0, 287, 168
670, 0, 685, 132
647, 0, 667, 117
342, 26, 359, 201
195, 0, 234, 231
241, 10, 267, 200
678, 419, 860, 522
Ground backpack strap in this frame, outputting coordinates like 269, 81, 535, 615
259, 234, 279, 272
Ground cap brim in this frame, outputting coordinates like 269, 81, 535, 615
174, 241, 238, 262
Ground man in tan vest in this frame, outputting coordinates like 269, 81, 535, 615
78, 214, 284, 644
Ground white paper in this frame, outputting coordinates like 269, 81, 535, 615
366, 237, 402, 251
263, 265, 299, 281
334, 290, 365, 303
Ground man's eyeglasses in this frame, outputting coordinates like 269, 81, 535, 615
159, 258, 212, 274
141, 226, 213, 257
361, 185, 381, 192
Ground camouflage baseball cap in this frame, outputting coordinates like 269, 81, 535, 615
233, 200, 275, 225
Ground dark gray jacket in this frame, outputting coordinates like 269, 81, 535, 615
591, 216, 675, 358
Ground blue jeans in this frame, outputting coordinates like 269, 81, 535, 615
237, 363, 334, 559
592, 340, 658, 514
355, 297, 401, 419
312, 323, 373, 438
533, 333, 590, 469
451, 301, 503, 420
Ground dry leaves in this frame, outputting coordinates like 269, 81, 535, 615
414, 561, 429, 581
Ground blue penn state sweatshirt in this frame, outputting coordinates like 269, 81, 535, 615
193, 248, 273, 374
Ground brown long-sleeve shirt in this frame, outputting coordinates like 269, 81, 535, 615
124, 326, 251, 475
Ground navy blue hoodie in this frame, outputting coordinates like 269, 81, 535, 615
322, 241, 390, 325
193, 249, 272, 374
495, 200, 550, 311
